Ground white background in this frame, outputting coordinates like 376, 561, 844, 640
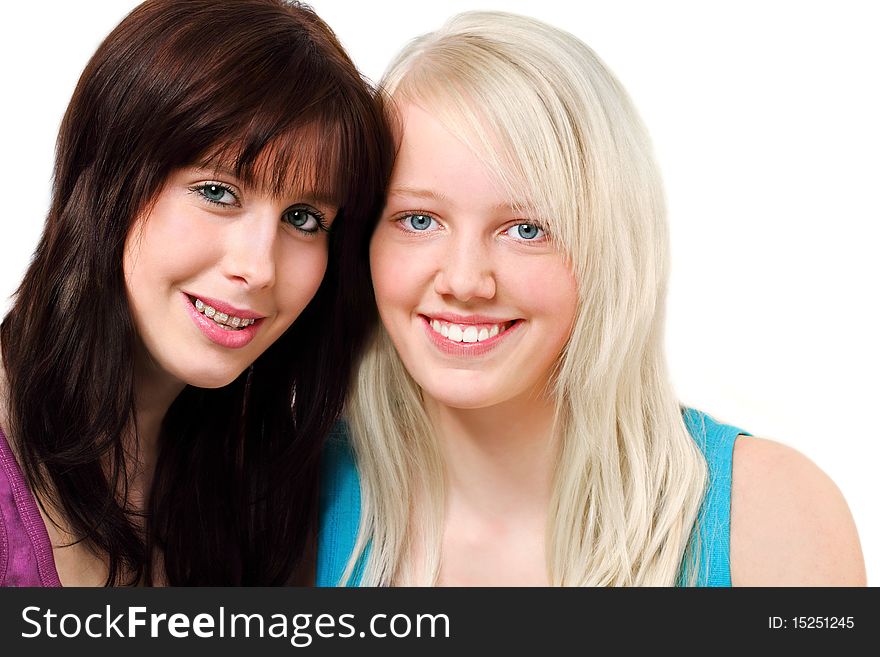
1, 1, 877, 584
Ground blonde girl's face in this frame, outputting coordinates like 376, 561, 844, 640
370, 103, 578, 410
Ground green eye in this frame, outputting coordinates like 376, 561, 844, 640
204, 185, 225, 202
283, 207, 325, 234
195, 182, 237, 206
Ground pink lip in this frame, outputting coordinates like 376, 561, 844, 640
422, 312, 514, 325
420, 315, 522, 357
181, 292, 264, 349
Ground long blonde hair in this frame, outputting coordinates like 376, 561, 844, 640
346, 11, 708, 586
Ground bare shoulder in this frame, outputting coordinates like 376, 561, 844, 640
730, 436, 866, 586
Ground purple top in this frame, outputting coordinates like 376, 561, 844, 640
0, 427, 62, 586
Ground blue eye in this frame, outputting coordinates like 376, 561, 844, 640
195, 182, 238, 206
505, 223, 545, 241
401, 214, 438, 232
283, 206, 326, 234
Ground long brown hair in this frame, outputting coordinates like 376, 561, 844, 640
1, 0, 393, 585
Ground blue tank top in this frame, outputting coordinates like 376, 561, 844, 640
316, 408, 748, 586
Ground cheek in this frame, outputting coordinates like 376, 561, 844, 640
370, 231, 432, 312
124, 204, 212, 288
506, 258, 578, 330
276, 244, 329, 314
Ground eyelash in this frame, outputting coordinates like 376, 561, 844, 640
504, 223, 547, 242
190, 181, 240, 207
396, 211, 441, 233
282, 206, 329, 235
190, 182, 329, 235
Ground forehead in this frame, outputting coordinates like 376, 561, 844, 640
389, 102, 525, 216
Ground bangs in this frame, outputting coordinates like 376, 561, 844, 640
382, 19, 614, 278
197, 116, 346, 208
139, 1, 379, 215
393, 58, 583, 258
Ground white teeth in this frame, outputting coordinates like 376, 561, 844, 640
192, 298, 254, 330
428, 319, 510, 344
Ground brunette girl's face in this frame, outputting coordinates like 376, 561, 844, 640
123, 164, 337, 389
370, 103, 578, 410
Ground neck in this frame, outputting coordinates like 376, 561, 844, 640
129, 344, 186, 514
425, 390, 558, 518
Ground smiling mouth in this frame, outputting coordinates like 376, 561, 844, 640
188, 296, 256, 331
425, 317, 517, 343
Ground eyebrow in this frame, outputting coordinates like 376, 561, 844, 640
388, 185, 533, 214
388, 186, 449, 203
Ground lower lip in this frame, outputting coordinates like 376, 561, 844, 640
181, 293, 262, 349
421, 316, 521, 357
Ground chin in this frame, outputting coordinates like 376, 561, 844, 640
177, 363, 247, 389
421, 381, 506, 411
437, 398, 495, 410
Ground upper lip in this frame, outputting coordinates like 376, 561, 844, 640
421, 312, 517, 325
185, 292, 266, 320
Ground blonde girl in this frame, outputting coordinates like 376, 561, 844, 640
317, 11, 864, 586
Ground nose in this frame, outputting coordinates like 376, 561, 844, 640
221, 207, 278, 290
433, 236, 496, 302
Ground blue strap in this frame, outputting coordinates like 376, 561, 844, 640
681, 408, 750, 586
316, 425, 366, 586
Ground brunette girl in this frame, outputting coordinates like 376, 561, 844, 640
0, 0, 392, 586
